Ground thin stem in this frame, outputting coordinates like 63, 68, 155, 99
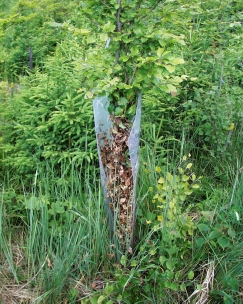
138, 0, 163, 21
116, 0, 122, 32
100, 0, 111, 9
128, 66, 137, 85
115, 0, 122, 64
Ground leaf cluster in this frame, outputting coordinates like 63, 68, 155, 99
80, 0, 186, 117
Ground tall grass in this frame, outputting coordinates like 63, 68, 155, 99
0, 159, 114, 303
1, 133, 243, 303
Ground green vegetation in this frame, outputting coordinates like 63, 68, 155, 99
0, 0, 243, 303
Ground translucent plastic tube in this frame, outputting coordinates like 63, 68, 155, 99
93, 93, 142, 249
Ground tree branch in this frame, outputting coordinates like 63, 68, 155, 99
138, 0, 163, 21
100, 0, 111, 9
116, 0, 122, 32
115, 0, 122, 64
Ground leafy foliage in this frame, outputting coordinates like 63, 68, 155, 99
0, 0, 243, 303
78, 0, 186, 117
1, 39, 96, 175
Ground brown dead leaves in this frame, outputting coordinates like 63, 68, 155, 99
99, 115, 134, 250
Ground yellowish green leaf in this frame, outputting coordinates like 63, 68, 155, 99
158, 177, 165, 184
182, 175, 189, 182
172, 58, 185, 65
166, 172, 173, 184
164, 65, 175, 73
167, 84, 177, 92
157, 47, 164, 57
186, 163, 193, 169
178, 167, 184, 174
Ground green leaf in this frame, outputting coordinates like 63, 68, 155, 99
217, 237, 229, 249
118, 122, 126, 129
149, 248, 156, 255
105, 284, 113, 294
133, 26, 143, 36
157, 48, 164, 57
100, 33, 108, 41
167, 84, 177, 92
98, 295, 106, 304
131, 260, 137, 267
182, 175, 189, 182
208, 230, 221, 240
164, 65, 175, 73
114, 107, 124, 116
188, 271, 194, 280
120, 255, 126, 266
227, 277, 239, 292
102, 21, 116, 33
158, 177, 165, 184
197, 223, 210, 232
166, 260, 174, 271
172, 58, 185, 65
170, 282, 179, 291
227, 228, 236, 238
196, 237, 206, 248
127, 104, 136, 116
159, 255, 167, 265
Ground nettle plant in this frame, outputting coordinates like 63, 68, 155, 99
79, 0, 186, 117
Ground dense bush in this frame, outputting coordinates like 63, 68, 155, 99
0, 39, 97, 176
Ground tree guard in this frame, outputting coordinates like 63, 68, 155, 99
93, 92, 141, 252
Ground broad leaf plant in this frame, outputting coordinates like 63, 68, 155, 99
79, 0, 186, 118
76, 0, 186, 252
